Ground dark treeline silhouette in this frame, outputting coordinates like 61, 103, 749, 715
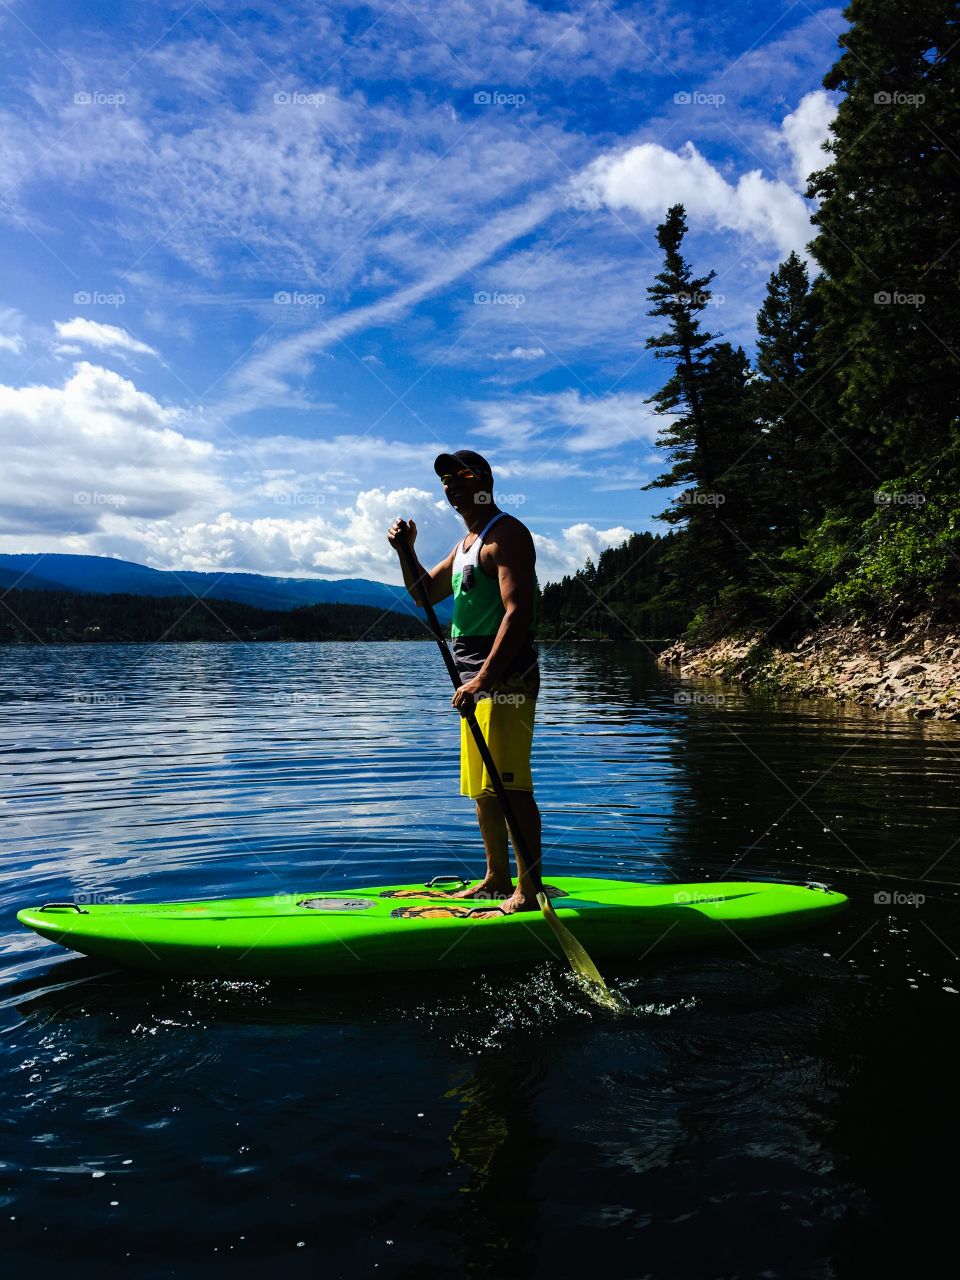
0, 589, 429, 645
542, 0, 959, 644
538, 533, 687, 640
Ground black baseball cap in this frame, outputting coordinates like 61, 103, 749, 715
433, 449, 493, 478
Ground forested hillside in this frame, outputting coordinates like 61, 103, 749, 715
0, 589, 429, 645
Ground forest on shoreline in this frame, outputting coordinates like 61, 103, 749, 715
541, 0, 959, 645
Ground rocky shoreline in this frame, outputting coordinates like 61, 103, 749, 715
658, 612, 960, 721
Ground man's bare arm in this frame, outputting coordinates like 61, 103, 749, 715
421, 548, 454, 604
387, 518, 454, 605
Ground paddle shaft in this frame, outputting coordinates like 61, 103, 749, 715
397, 537, 538, 887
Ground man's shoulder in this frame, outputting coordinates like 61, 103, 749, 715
488, 512, 532, 543
483, 512, 535, 561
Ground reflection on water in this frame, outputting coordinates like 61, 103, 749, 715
2, 640, 960, 1276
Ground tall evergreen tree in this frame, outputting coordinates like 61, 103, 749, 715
807, 0, 960, 487
643, 205, 723, 611
643, 204, 718, 497
643, 207, 762, 618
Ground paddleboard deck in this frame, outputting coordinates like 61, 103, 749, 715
16, 876, 848, 978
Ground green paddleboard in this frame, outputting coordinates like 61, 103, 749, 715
16, 876, 847, 978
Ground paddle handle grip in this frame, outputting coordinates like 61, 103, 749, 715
396, 536, 536, 884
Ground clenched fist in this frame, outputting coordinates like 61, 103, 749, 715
387, 517, 417, 551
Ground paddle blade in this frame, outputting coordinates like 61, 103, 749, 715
536, 892, 628, 1014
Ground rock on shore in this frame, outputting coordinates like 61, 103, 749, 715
658, 613, 960, 720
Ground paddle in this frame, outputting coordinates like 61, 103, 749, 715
397, 533, 623, 1012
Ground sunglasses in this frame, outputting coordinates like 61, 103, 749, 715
440, 468, 488, 485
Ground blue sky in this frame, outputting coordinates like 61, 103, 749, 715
0, 0, 841, 584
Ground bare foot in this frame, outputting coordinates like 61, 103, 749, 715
498, 888, 541, 914
451, 879, 513, 901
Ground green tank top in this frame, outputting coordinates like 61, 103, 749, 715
449, 513, 539, 682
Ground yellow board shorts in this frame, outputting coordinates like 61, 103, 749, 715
460, 676, 537, 799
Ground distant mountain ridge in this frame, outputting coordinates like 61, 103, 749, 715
0, 553, 450, 619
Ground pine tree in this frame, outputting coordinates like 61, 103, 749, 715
754, 252, 818, 549
643, 204, 719, 496
643, 207, 763, 619
643, 204, 722, 612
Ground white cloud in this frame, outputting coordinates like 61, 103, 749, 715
107, 487, 457, 581
778, 90, 837, 188
0, 362, 223, 536
0, 333, 24, 354
534, 522, 634, 583
55, 318, 159, 358
492, 346, 546, 361
576, 138, 814, 258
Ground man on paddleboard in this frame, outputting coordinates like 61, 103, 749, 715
387, 449, 544, 913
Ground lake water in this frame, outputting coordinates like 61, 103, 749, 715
1, 640, 958, 1278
